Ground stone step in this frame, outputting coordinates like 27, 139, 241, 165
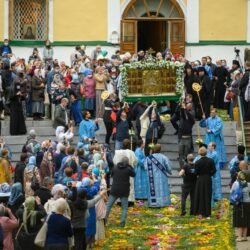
170, 169, 230, 178
1, 120, 237, 136
170, 186, 230, 194
168, 176, 230, 186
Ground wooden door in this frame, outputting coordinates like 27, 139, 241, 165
169, 20, 185, 55
120, 20, 137, 54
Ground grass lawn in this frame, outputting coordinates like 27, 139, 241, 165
97, 196, 236, 250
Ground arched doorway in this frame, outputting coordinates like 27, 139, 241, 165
120, 0, 185, 55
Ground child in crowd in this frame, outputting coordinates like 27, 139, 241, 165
63, 167, 74, 186
179, 154, 197, 216
74, 162, 89, 181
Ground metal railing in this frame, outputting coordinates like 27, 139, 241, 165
237, 96, 246, 148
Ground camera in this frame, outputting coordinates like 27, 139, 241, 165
234, 47, 240, 56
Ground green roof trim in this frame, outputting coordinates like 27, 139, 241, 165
52, 41, 113, 46
124, 95, 180, 102
5, 40, 113, 47
186, 40, 250, 46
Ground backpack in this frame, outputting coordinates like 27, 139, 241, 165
230, 181, 247, 205
244, 74, 250, 101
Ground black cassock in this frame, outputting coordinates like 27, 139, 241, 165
9, 82, 27, 136
214, 66, 229, 109
194, 156, 216, 217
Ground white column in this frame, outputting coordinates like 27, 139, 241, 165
48, 0, 54, 42
247, 0, 250, 43
4, 0, 9, 39
186, 0, 199, 43
107, 0, 120, 43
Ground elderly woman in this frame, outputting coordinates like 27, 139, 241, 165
55, 126, 74, 146
24, 156, 41, 197
44, 184, 71, 218
94, 66, 108, 117
39, 151, 55, 184
0, 204, 18, 250
84, 69, 96, 117
16, 196, 46, 250
31, 69, 45, 120
45, 198, 73, 250
7, 182, 25, 215
193, 146, 216, 218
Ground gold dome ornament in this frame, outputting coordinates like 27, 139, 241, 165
192, 82, 202, 92
101, 91, 109, 100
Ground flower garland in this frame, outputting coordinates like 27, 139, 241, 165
119, 59, 185, 100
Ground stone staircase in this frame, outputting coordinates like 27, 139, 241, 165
244, 121, 250, 155
1, 119, 236, 194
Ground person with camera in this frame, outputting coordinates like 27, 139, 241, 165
115, 103, 130, 150
53, 97, 70, 130
78, 110, 99, 147
178, 101, 195, 168
28, 48, 41, 63
9, 68, 27, 135
142, 101, 163, 156
0, 204, 18, 250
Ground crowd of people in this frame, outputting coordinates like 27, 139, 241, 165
0, 38, 249, 249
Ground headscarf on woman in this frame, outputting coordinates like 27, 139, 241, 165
93, 153, 101, 165
26, 156, 36, 171
8, 182, 23, 206
23, 197, 38, 232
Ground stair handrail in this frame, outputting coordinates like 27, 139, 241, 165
237, 96, 246, 149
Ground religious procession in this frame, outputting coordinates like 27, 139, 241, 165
0, 0, 249, 249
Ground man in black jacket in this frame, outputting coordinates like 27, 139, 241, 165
53, 97, 69, 129
34, 177, 53, 205
239, 61, 250, 120
105, 156, 135, 227
178, 102, 195, 168
14, 153, 28, 185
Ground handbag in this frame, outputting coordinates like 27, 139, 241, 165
225, 91, 235, 101
34, 214, 51, 248
31, 167, 40, 191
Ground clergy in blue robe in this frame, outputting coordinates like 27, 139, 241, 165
78, 111, 99, 145
144, 144, 172, 207
200, 109, 227, 164
134, 142, 148, 199
207, 142, 222, 201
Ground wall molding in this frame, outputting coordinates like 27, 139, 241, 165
186, 0, 199, 43
48, 0, 53, 42
4, 0, 9, 39
247, 0, 250, 43
186, 40, 250, 46
6, 40, 113, 47
107, 0, 120, 43
120, 0, 187, 18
